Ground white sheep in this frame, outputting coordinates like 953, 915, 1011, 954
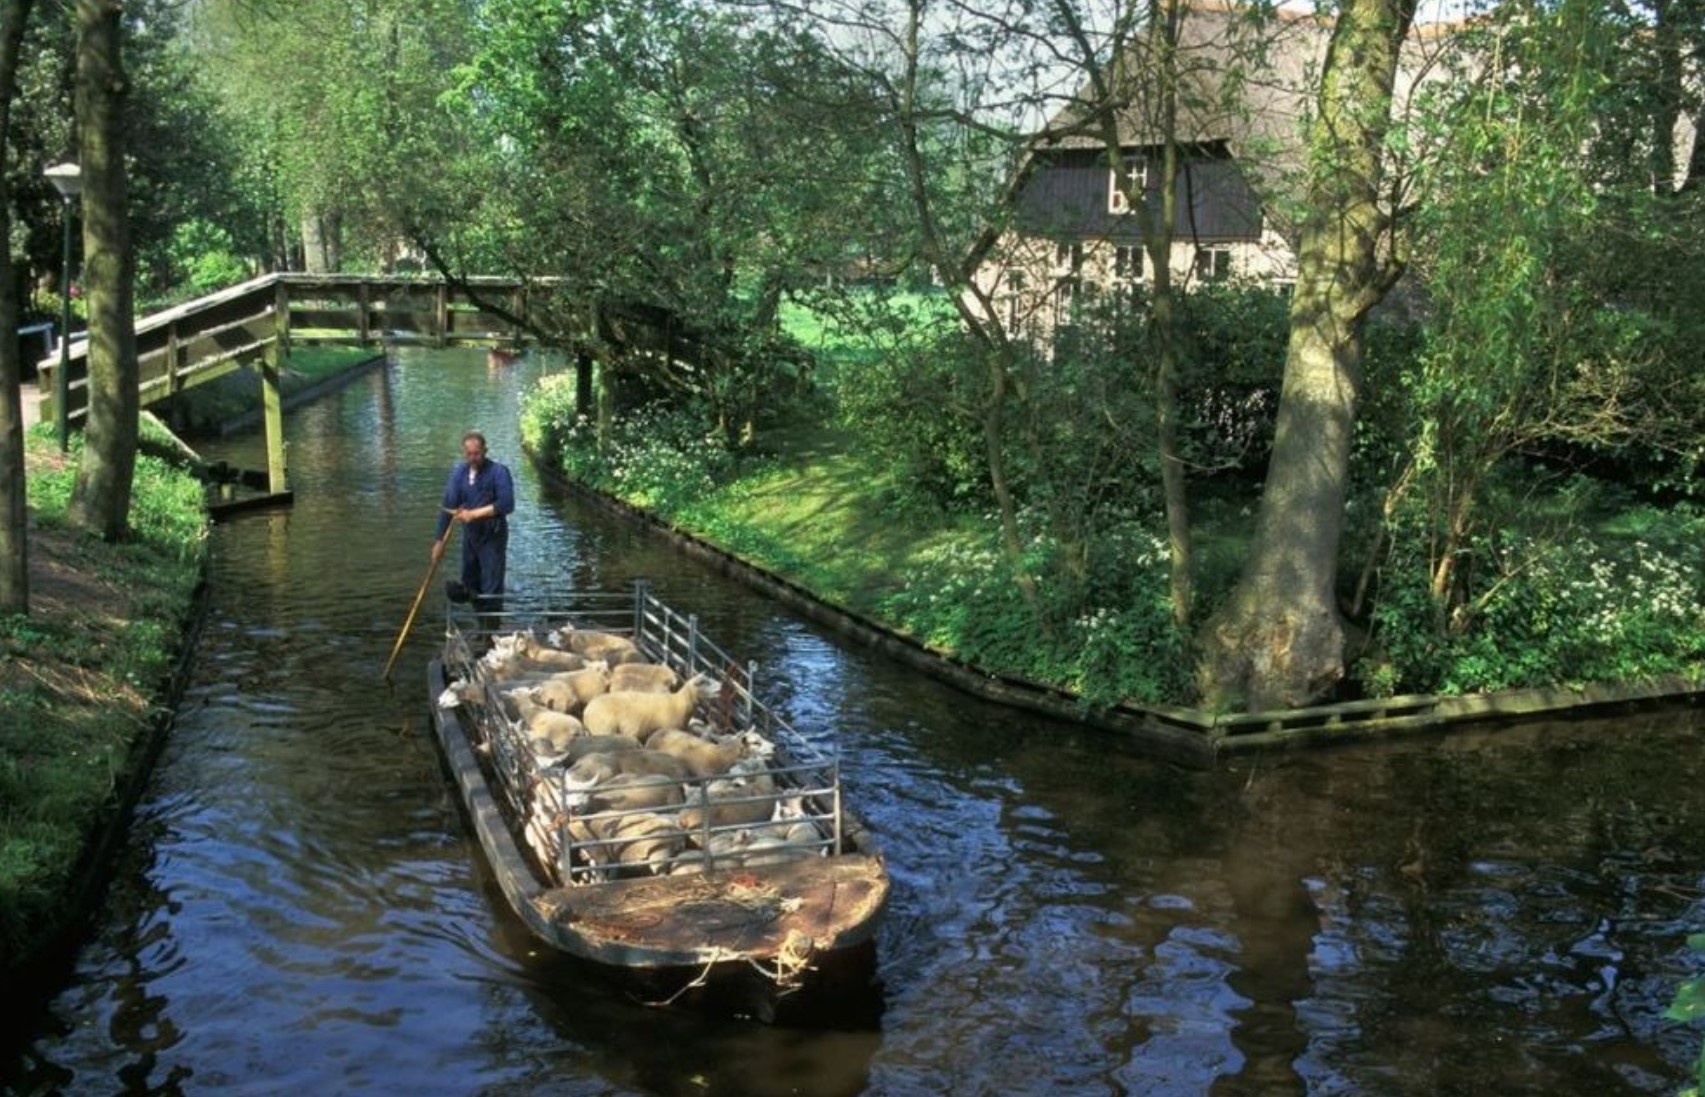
749, 796, 826, 848
607, 662, 680, 694
558, 733, 644, 764
545, 626, 645, 664
521, 662, 611, 714
588, 811, 686, 874
517, 633, 595, 670
575, 772, 687, 815
438, 663, 602, 711
509, 689, 586, 754
645, 727, 765, 779
524, 791, 567, 875
677, 759, 778, 832
581, 674, 720, 740
561, 748, 692, 790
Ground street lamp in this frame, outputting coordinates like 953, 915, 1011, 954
43, 161, 82, 452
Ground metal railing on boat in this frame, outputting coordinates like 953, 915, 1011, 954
440, 581, 846, 886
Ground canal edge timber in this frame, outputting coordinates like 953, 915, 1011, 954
529, 455, 1705, 767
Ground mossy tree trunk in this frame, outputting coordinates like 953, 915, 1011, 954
67, 0, 139, 543
0, 0, 36, 613
1197, 0, 1415, 711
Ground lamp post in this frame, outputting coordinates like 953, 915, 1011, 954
43, 161, 82, 452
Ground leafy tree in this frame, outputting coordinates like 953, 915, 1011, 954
1355, 0, 1705, 656
9, 1, 256, 302
435, 0, 897, 443
191, 0, 479, 273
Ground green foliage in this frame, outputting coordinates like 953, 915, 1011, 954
524, 370, 1196, 705
1667, 933, 1705, 1096
166, 219, 253, 298
1171, 284, 1288, 474
1396, 0, 1705, 630
1360, 500, 1705, 696
825, 322, 989, 512
788, 505, 1191, 706
526, 376, 735, 513
0, 432, 206, 970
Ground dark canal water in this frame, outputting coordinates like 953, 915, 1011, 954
8, 348, 1705, 1095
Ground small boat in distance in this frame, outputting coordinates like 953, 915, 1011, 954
426, 582, 889, 1020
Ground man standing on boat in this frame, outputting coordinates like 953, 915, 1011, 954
432, 430, 515, 612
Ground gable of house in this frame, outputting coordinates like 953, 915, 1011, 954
973, 0, 1464, 339
1015, 141, 1266, 246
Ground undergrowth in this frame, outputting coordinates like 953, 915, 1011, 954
0, 426, 207, 974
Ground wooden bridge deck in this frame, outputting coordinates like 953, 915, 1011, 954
34, 273, 541, 494
35, 273, 536, 426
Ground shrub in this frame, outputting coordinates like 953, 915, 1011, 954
875, 511, 1193, 706
524, 378, 736, 514
1362, 509, 1705, 696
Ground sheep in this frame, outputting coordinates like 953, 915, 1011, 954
482, 651, 588, 681
607, 662, 680, 694
509, 689, 586, 754
565, 810, 686, 879
589, 811, 687, 874
677, 759, 778, 832
520, 663, 610, 714
561, 749, 692, 790
438, 664, 602, 711
576, 772, 687, 815
748, 797, 827, 848
559, 734, 644, 764
516, 633, 594, 670
737, 829, 827, 867
545, 626, 645, 664
524, 792, 568, 875
645, 727, 773, 779
581, 674, 720, 741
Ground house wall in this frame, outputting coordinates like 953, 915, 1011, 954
969, 224, 1296, 346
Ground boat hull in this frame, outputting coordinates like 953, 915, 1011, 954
427, 654, 889, 1015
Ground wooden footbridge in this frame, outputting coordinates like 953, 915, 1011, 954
35, 273, 546, 496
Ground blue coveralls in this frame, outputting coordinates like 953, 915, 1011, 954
436, 457, 515, 605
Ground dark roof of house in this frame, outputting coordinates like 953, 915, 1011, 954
1030, 1, 1464, 233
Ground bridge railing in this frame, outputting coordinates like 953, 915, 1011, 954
35, 273, 539, 427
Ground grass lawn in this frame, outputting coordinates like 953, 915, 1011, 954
675, 422, 984, 612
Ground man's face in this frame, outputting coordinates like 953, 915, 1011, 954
462, 438, 487, 467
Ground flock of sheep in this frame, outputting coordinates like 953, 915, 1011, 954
438, 622, 836, 883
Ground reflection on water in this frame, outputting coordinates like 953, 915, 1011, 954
6, 348, 1704, 1095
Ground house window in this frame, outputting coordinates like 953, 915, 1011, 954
1108, 157, 1148, 214
1055, 276, 1079, 317
1054, 240, 1084, 273
1005, 270, 1026, 335
1194, 246, 1232, 282
1114, 245, 1144, 283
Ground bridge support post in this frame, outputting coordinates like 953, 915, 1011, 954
575, 349, 594, 417
261, 344, 287, 494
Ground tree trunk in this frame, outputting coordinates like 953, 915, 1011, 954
0, 0, 37, 613
67, 0, 138, 543
1148, 0, 1191, 628
1062, 0, 1195, 627
1197, 0, 1415, 711
301, 209, 342, 273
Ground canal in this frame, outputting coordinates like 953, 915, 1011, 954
9, 348, 1705, 1095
